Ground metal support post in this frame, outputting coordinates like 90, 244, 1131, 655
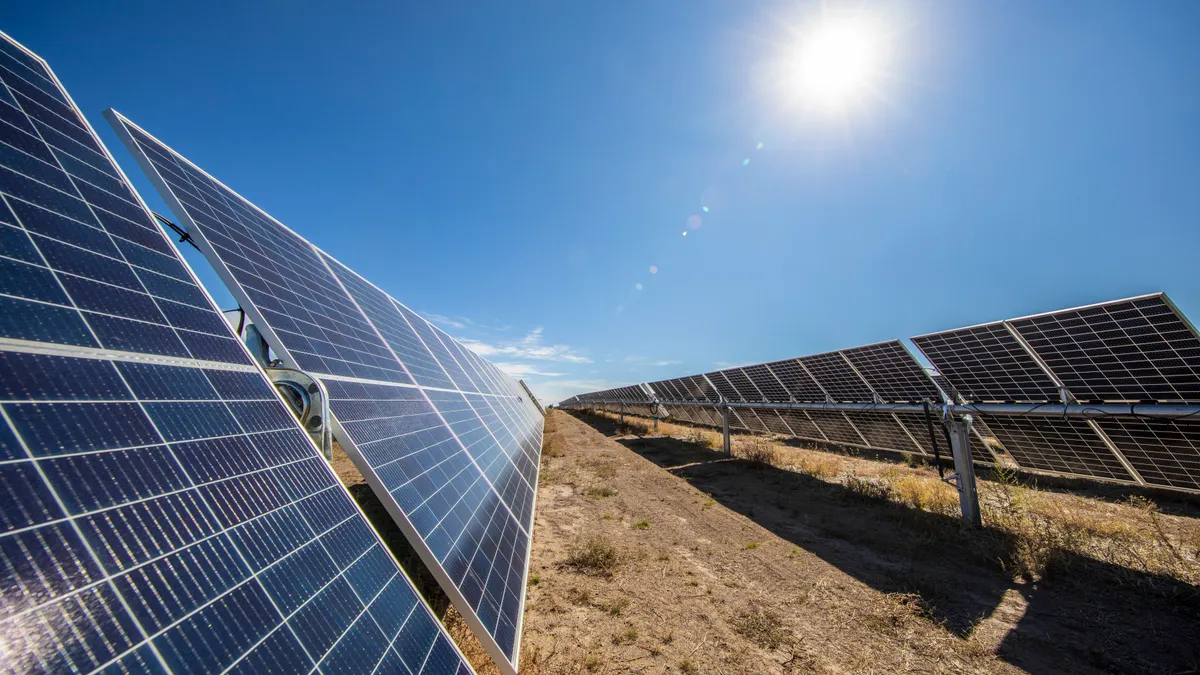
948, 416, 981, 526
244, 323, 269, 366
619, 401, 625, 425
721, 403, 731, 456
653, 414, 659, 432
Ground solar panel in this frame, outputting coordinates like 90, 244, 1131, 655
0, 32, 473, 674
719, 368, 764, 401
982, 417, 1136, 482
108, 112, 537, 673
776, 409, 827, 441
683, 375, 721, 402
741, 364, 791, 402
731, 407, 770, 433
797, 352, 877, 402
1093, 418, 1200, 490
929, 371, 960, 402
749, 407, 795, 436
912, 322, 1060, 403
763, 359, 827, 402
805, 410, 867, 447
839, 341, 941, 403
704, 371, 741, 402
841, 411, 922, 453
1010, 294, 1200, 403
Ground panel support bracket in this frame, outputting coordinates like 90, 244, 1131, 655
721, 402, 732, 456
947, 416, 981, 526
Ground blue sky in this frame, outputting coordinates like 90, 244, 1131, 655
10, 1, 1200, 403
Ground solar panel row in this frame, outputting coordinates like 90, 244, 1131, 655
0, 31, 475, 674
106, 111, 542, 674
565, 294, 1200, 493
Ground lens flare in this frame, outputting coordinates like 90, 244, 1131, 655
649, 265, 658, 274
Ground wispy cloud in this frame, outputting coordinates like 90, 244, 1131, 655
423, 312, 467, 329
461, 327, 591, 364
492, 362, 565, 378
713, 360, 756, 369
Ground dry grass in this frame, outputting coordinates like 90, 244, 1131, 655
589, 409, 1200, 590
565, 535, 624, 576
982, 470, 1200, 584
733, 436, 778, 464
729, 605, 790, 651
890, 471, 960, 516
585, 484, 618, 499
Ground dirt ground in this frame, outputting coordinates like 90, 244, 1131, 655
334, 410, 1200, 674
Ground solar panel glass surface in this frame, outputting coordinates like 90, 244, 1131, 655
0, 33, 473, 675
108, 111, 538, 673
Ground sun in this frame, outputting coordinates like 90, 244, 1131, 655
784, 14, 888, 113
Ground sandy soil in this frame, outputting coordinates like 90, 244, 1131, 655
333, 410, 1200, 674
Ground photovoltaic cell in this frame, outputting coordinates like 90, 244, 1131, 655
1094, 418, 1200, 490
731, 407, 770, 433
983, 417, 1135, 482
840, 341, 940, 403
741, 364, 791, 402
108, 111, 538, 673
0, 32, 472, 674
841, 411, 920, 453
764, 359, 827, 402
776, 410, 827, 441
1010, 294, 1200, 403
912, 323, 1060, 403
713, 368, 758, 401
705, 371, 741, 402
806, 410, 867, 447
749, 407, 794, 436
683, 375, 721, 402
797, 352, 876, 402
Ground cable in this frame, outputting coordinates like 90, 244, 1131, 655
152, 211, 200, 251
922, 400, 946, 480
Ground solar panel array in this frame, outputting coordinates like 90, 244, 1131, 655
107, 112, 543, 673
565, 293, 1200, 493
0, 32, 475, 674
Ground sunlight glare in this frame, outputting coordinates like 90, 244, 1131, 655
788, 14, 887, 111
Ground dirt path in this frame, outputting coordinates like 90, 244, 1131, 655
517, 410, 1200, 674
520, 412, 1000, 673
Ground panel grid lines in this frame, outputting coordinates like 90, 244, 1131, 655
109, 109, 537, 673
0, 31, 474, 675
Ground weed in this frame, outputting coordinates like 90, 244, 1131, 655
730, 604, 789, 651
611, 626, 638, 645
656, 552, 671, 561
581, 655, 602, 672
744, 542, 760, 550
633, 519, 650, 530
601, 514, 613, 521
794, 454, 841, 479
601, 596, 631, 616
841, 473, 894, 502
585, 485, 618, 499
679, 660, 698, 674
662, 630, 674, 644
735, 436, 778, 464
529, 573, 541, 586
701, 499, 716, 509
566, 587, 591, 605
565, 535, 622, 576
890, 473, 959, 515
683, 429, 717, 448
542, 435, 565, 458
